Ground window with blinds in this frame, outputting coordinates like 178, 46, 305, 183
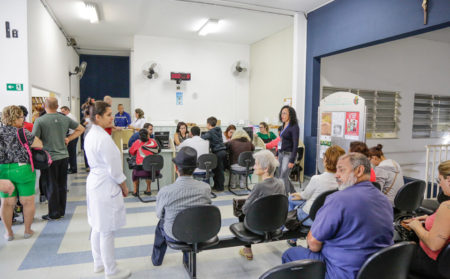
413, 94, 450, 138
322, 86, 400, 139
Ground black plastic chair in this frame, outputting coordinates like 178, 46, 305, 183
356, 241, 416, 279
134, 155, 163, 203
193, 153, 218, 199
229, 194, 288, 243
259, 259, 326, 279
228, 151, 255, 196
166, 205, 221, 279
372, 182, 381, 191
307, 189, 338, 222
394, 180, 426, 220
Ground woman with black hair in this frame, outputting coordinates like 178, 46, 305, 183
84, 101, 131, 279
277, 105, 300, 194
174, 121, 190, 146
129, 128, 160, 196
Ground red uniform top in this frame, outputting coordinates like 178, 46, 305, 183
105, 127, 112, 135
23, 122, 33, 132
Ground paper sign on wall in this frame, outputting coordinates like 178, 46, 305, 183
345, 112, 359, 140
331, 112, 345, 138
176, 92, 183, 105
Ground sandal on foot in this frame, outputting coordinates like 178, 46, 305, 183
239, 248, 253, 260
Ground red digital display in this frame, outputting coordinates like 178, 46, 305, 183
171, 72, 191, 81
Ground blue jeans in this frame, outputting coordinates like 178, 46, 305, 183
278, 152, 295, 194
288, 196, 313, 242
151, 219, 188, 266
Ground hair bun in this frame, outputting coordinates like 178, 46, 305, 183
376, 144, 383, 151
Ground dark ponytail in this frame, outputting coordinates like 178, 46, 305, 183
139, 128, 149, 142
368, 144, 384, 158
89, 101, 111, 123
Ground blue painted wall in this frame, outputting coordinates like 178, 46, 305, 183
79, 55, 130, 104
304, 0, 450, 175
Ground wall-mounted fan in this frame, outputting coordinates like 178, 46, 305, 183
69, 61, 87, 79
232, 60, 248, 76
142, 62, 160, 79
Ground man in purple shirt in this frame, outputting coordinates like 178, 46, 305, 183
282, 153, 393, 279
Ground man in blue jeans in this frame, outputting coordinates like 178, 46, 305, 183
151, 147, 211, 266
282, 153, 394, 279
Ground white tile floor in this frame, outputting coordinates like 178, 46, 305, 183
0, 164, 307, 279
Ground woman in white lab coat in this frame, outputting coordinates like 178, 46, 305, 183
84, 101, 131, 279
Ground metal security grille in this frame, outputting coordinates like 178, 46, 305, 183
413, 94, 450, 138
322, 86, 400, 138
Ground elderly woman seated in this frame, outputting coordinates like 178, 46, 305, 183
286, 145, 345, 247
237, 150, 286, 261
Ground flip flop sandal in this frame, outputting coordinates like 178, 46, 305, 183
239, 248, 253, 260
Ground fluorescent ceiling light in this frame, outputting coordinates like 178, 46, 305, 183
84, 2, 99, 23
198, 19, 220, 36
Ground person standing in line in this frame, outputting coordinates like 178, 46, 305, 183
0, 105, 43, 241
19, 105, 33, 132
114, 104, 131, 129
84, 101, 131, 279
32, 97, 85, 220
61, 106, 79, 174
202, 117, 227, 191
103, 95, 113, 135
277, 105, 300, 195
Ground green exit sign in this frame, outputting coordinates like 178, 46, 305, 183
7, 83, 23, 91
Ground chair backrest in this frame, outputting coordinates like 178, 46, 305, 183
238, 151, 255, 169
372, 182, 381, 191
197, 153, 217, 171
142, 154, 164, 172
438, 244, 450, 277
259, 260, 326, 279
308, 189, 338, 221
394, 180, 426, 212
172, 205, 221, 244
244, 194, 288, 235
356, 241, 416, 279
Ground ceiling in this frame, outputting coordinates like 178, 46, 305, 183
44, 0, 334, 56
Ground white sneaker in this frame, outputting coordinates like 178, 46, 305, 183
94, 265, 104, 273
105, 269, 131, 279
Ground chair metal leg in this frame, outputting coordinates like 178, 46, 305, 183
192, 251, 197, 278
136, 178, 156, 203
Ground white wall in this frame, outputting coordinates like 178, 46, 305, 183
249, 26, 293, 124
321, 35, 450, 179
0, 0, 30, 113
27, 0, 79, 111
131, 35, 250, 125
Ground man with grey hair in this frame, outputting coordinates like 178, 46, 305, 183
282, 152, 393, 279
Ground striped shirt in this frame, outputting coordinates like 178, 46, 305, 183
156, 176, 211, 240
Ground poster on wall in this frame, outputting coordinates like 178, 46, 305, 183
319, 135, 332, 159
176, 92, 183, 105
331, 112, 345, 138
345, 112, 360, 140
320, 112, 332, 136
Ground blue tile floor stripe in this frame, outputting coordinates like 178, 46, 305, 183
18, 198, 238, 270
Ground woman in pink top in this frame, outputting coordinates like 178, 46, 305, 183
404, 160, 450, 278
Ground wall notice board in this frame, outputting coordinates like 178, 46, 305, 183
316, 92, 366, 173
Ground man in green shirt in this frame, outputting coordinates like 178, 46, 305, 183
32, 97, 84, 220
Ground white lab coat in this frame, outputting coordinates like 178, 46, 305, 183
84, 124, 127, 232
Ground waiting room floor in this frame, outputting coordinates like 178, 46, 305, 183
0, 165, 306, 279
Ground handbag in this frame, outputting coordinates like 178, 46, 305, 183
285, 209, 302, 231
127, 156, 137, 170
233, 198, 246, 217
16, 128, 52, 171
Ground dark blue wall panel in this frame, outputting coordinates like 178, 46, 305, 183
304, 0, 450, 175
79, 55, 129, 104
